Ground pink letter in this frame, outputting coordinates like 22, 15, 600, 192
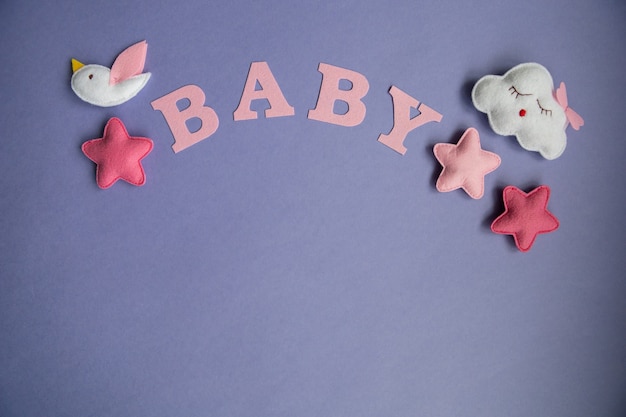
233, 62, 295, 121
151, 85, 219, 153
377, 85, 443, 155
307, 63, 369, 127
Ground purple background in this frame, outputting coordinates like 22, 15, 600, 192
1, 0, 625, 416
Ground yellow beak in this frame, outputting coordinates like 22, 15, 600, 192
71, 59, 85, 73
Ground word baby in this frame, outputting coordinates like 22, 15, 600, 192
151, 62, 443, 154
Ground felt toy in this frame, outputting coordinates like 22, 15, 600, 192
491, 185, 559, 252
433, 127, 501, 199
71, 40, 151, 107
81, 117, 153, 189
472, 63, 583, 160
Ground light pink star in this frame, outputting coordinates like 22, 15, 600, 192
491, 185, 559, 252
433, 128, 501, 199
81, 117, 153, 189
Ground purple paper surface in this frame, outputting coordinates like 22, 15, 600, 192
1, 1, 625, 416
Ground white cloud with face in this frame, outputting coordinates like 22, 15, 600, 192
472, 63, 568, 160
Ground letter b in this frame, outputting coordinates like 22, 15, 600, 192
151, 85, 219, 153
308, 63, 369, 127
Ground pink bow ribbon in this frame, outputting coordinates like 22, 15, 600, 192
555, 82, 584, 131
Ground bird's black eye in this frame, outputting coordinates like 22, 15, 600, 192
88, 74, 93, 80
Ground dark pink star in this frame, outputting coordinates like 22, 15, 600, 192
491, 185, 559, 252
82, 117, 153, 189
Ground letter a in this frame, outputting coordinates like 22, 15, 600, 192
151, 85, 219, 153
377, 85, 443, 155
308, 63, 369, 127
233, 62, 295, 121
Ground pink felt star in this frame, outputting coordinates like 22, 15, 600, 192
82, 117, 153, 189
491, 185, 559, 252
433, 127, 501, 199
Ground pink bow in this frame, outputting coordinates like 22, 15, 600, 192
555, 82, 584, 131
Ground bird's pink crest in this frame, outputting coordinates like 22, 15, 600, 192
109, 40, 148, 85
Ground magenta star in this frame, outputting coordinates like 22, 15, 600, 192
433, 127, 501, 199
82, 117, 153, 189
491, 185, 559, 252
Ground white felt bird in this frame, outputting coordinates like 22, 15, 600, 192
71, 40, 151, 107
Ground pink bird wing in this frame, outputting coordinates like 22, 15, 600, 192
109, 40, 148, 85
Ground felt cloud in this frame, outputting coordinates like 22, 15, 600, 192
472, 63, 581, 160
